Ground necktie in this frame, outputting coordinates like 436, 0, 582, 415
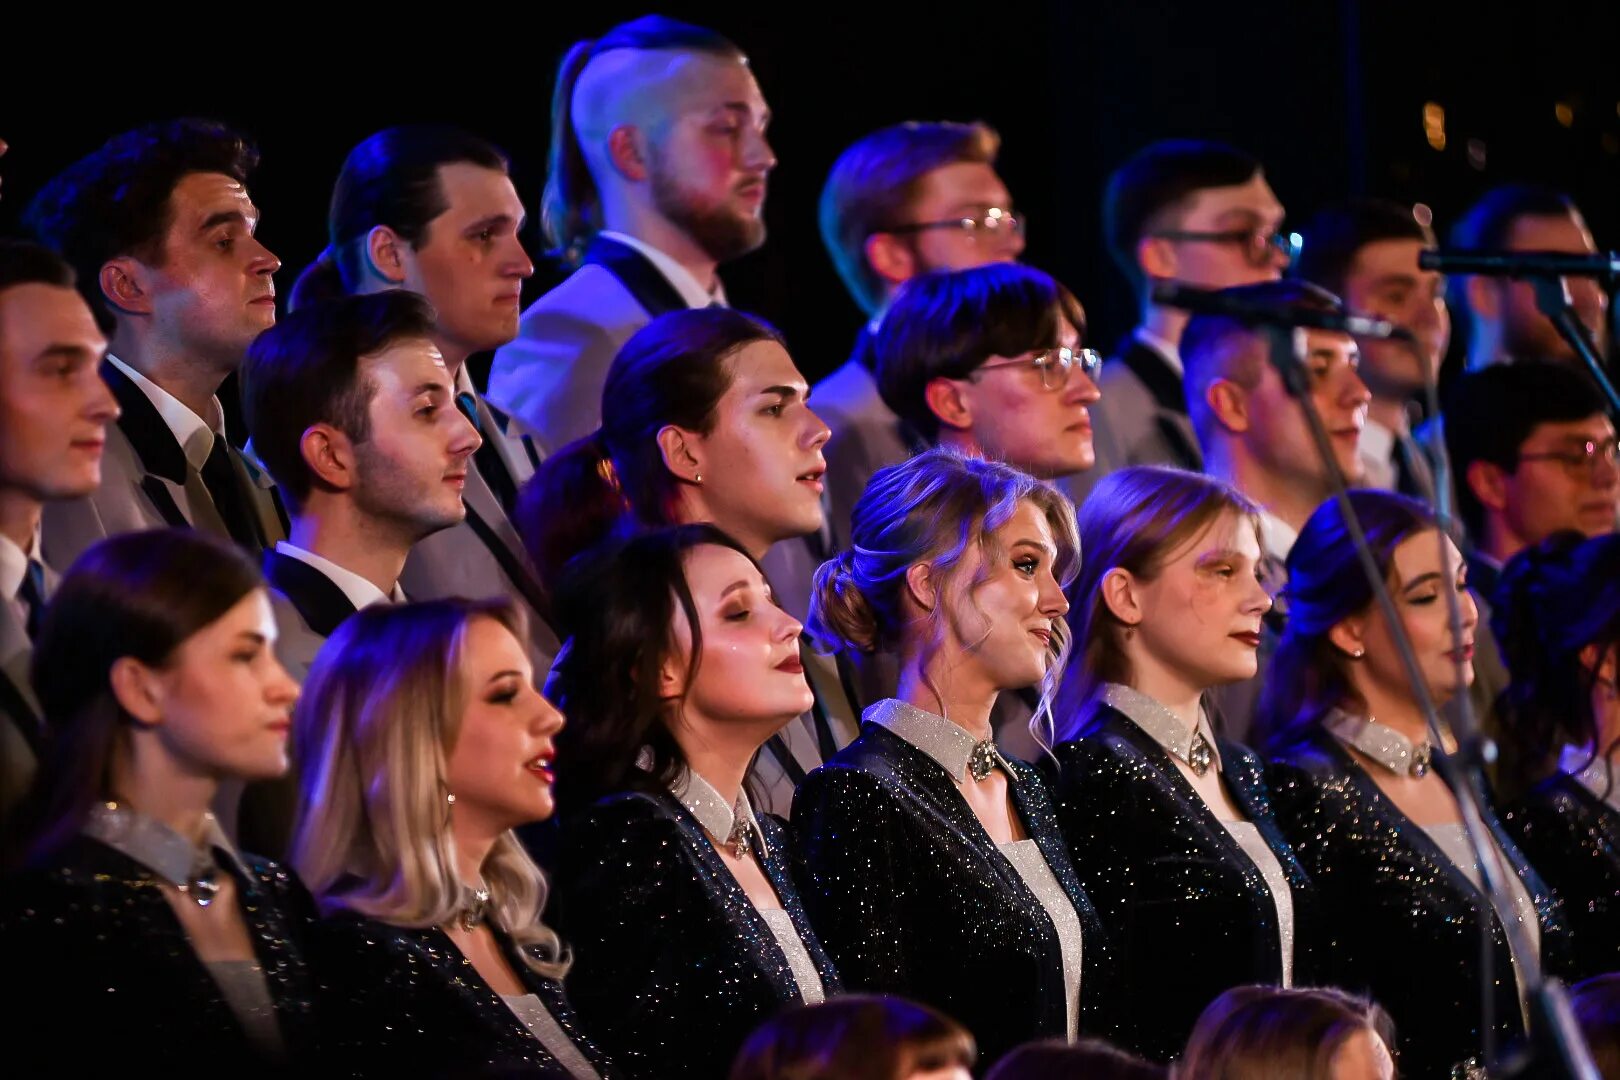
457, 391, 521, 515
196, 438, 263, 549
18, 558, 46, 641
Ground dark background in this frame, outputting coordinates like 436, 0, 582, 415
3, 1, 1616, 381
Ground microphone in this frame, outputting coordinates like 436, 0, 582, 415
1419, 249, 1620, 277
1151, 282, 1416, 341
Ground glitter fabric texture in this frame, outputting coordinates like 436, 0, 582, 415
553, 790, 840, 1080
1268, 732, 1574, 1080
1042, 700, 1314, 1062
792, 711, 1118, 1070
307, 913, 609, 1077
0, 834, 318, 1075
1501, 770, 1620, 979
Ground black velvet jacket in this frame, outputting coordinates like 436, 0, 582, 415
1269, 733, 1574, 1079
1502, 770, 1620, 980
552, 791, 840, 1080
0, 835, 317, 1075
792, 725, 1117, 1071
1042, 703, 1317, 1061
308, 912, 610, 1078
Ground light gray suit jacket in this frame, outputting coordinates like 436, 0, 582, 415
814, 333, 913, 555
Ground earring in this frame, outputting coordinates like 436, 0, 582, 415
1350, 648, 1365, 660
446, 792, 456, 805
1123, 624, 1137, 640
694, 473, 702, 483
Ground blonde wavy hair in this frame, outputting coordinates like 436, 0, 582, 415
289, 598, 567, 977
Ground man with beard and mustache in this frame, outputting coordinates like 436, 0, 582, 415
487, 16, 775, 459
25, 120, 288, 567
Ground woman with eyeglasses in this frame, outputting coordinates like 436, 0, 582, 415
1260, 490, 1573, 1078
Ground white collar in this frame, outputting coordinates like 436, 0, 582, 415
83, 800, 250, 886
598, 230, 727, 309
274, 541, 404, 610
1327, 709, 1452, 779
865, 698, 1010, 783
1257, 509, 1300, 563
1360, 416, 1397, 466
1558, 743, 1620, 811
670, 768, 767, 858
1133, 326, 1184, 376
1102, 683, 1223, 773
106, 354, 225, 472
0, 525, 42, 604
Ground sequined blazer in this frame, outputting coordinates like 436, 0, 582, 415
1269, 734, 1574, 1079
307, 912, 611, 1078
0, 834, 318, 1075
1042, 703, 1317, 1062
792, 725, 1117, 1071
1502, 772, 1620, 979
552, 791, 840, 1080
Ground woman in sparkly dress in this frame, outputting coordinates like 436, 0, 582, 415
1042, 466, 1315, 1062
0, 530, 314, 1074
290, 599, 608, 1078
793, 448, 1113, 1070
1261, 490, 1571, 1078
547, 525, 840, 1080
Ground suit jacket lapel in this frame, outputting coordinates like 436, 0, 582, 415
583, 235, 691, 318
262, 550, 359, 640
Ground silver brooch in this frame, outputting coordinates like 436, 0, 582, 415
724, 816, 753, 859
458, 882, 491, 931
1410, 743, 1433, 779
179, 860, 221, 908
1189, 731, 1214, 777
968, 740, 1001, 782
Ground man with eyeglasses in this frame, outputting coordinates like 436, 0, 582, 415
814, 121, 1025, 553
1083, 139, 1291, 502
1445, 359, 1618, 603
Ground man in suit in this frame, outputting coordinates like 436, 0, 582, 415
312, 126, 560, 670
1293, 199, 1450, 498
26, 119, 287, 566
242, 291, 479, 680
814, 121, 1025, 553
1449, 185, 1608, 373
487, 15, 774, 457
1082, 140, 1291, 504
0, 241, 119, 823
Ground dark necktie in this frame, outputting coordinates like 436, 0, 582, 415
18, 558, 46, 641
199, 438, 264, 550
457, 391, 521, 515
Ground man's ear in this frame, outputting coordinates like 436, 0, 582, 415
924, 377, 973, 433
365, 225, 410, 285
99, 258, 152, 317
656, 424, 705, 484
1205, 378, 1252, 434
1465, 459, 1510, 514
1138, 235, 1178, 283
607, 125, 650, 183
300, 424, 358, 493
864, 232, 916, 292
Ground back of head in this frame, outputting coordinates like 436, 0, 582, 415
1055, 466, 1261, 738
1493, 531, 1620, 786
1257, 489, 1437, 752
1179, 985, 1395, 1080
1103, 139, 1261, 296
818, 121, 1002, 317
1180, 279, 1344, 442
0, 238, 77, 299
516, 307, 781, 593
1442, 359, 1606, 538
729, 994, 975, 1080
1292, 198, 1435, 298
290, 125, 509, 310
242, 290, 439, 508
1571, 974, 1620, 1080
549, 523, 756, 811
12, 529, 261, 866
984, 1038, 1163, 1080
542, 15, 745, 261
24, 118, 258, 330
875, 263, 1085, 444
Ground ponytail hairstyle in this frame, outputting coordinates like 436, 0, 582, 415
1256, 490, 1440, 754
809, 447, 1079, 741
289, 125, 509, 311
1052, 466, 1262, 743
541, 16, 746, 262
1493, 531, 1620, 795
515, 307, 784, 615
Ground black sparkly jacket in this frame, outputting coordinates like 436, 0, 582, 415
0, 835, 318, 1075
1041, 703, 1318, 1062
307, 912, 610, 1078
1502, 770, 1620, 980
791, 725, 1118, 1071
1269, 733, 1574, 1080
552, 791, 840, 1080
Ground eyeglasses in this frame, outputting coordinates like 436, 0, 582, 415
1150, 227, 1302, 268
884, 207, 1026, 243
1517, 439, 1620, 479
971, 347, 1102, 391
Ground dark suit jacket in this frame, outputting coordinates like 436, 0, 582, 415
1071, 335, 1202, 507
0, 561, 55, 828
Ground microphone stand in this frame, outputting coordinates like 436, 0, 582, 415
1261, 324, 1598, 1080
1527, 274, 1620, 419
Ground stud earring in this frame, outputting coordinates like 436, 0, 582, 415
694, 473, 702, 483
447, 792, 456, 805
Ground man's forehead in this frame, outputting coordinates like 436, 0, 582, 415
1179, 177, 1283, 226
365, 336, 449, 380
575, 47, 760, 134
1527, 415, 1616, 443
170, 171, 257, 218
434, 162, 524, 218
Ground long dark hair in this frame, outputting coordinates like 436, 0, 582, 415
289, 125, 509, 309
1257, 490, 1440, 754
1493, 531, 1620, 795
548, 523, 758, 811
7, 529, 264, 867
515, 307, 784, 603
